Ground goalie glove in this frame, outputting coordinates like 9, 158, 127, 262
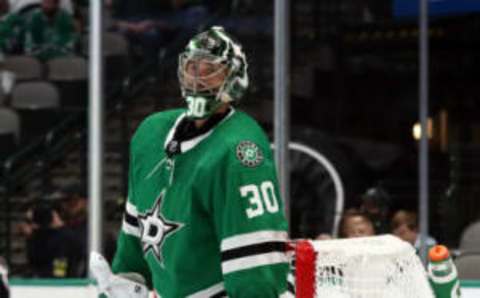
89, 251, 149, 298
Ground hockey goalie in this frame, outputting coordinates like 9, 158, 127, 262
90, 26, 292, 298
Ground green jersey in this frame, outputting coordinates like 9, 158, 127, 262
24, 8, 76, 61
0, 13, 25, 54
112, 108, 291, 298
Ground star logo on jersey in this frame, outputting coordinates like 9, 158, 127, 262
138, 190, 183, 266
236, 141, 264, 167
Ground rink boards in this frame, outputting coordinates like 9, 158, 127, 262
8, 278, 480, 298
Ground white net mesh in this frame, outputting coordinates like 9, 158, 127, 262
302, 235, 434, 298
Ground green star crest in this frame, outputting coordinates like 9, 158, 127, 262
236, 141, 264, 167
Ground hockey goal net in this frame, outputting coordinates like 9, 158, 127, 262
294, 235, 434, 298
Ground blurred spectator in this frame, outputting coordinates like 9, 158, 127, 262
109, 0, 209, 60
391, 209, 437, 251
359, 186, 391, 234
26, 200, 76, 277
56, 184, 117, 267
338, 210, 376, 238
18, 185, 88, 277
0, 256, 8, 298
59, 184, 87, 227
0, 0, 26, 55
58, 184, 87, 276
24, 0, 77, 61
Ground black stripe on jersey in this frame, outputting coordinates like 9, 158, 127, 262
221, 241, 285, 262
287, 281, 295, 294
124, 212, 139, 227
210, 290, 227, 298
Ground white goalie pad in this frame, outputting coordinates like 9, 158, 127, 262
89, 251, 149, 298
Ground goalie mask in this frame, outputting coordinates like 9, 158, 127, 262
178, 26, 249, 119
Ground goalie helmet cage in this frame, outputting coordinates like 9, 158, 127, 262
294, 235, 435, 298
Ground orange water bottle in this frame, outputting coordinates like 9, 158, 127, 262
428, 245, 461, 298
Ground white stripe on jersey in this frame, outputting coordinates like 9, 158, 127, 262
221, 231, 288, 252
164, 113, 187, 149
222, 252, 288, 274
279, 291, 295, 298
187, 282, 226, 298
287, 272, 295, 284
122, 200, 140, 237
122, 219, 141, 238
126, 200, 138, 217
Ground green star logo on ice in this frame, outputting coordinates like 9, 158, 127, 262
138, 190, 183, 266
236, 141, 264, 167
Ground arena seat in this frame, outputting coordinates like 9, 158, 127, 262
47, 56, 88, 109
3, 55, 43, 81
82, 32, 129, 84
11, 81, 60, 142
459, 221, 480, 252
455, 252, 480, 280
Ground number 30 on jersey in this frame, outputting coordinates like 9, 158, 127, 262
240, 181, 279, 218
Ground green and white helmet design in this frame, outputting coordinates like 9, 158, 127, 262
178, 26, 249, 119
